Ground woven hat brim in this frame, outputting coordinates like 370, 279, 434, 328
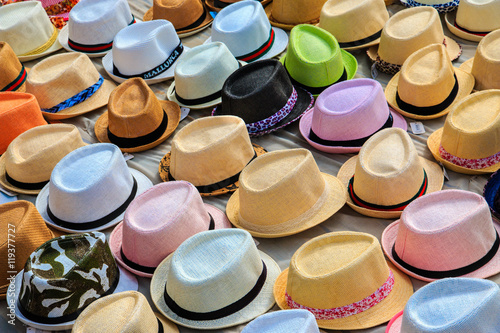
8, 266, 138, 331
484, 171, 500, 219
336, 155, 444, 219
445, 11, 485, 42
264, 2, 319, 31
427, 127, 500, 174
17, 38, 62, 63
109, 203, 232, 278
459, 58, 485, 91
273, 261, 413, 330
386, 310, 403, 333
206, 0, 272, 13
150, 250, 281, 329
385, 67, 474, 120
35, 168, 153, 233
94, 101, 181, 153
382, 219, 500, 282
225, 173, 347, 238
156, 312, 180, 333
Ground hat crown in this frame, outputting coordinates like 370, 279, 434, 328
152, 0, 204, 30
272, 0, 327, 24
242, 309, 320, 333
471, 29, 500, 90
0, 42, 24, 89
167, 229, 265, 312
456, 0, 500, 32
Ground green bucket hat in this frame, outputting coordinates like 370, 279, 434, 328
280, 24, 358, 97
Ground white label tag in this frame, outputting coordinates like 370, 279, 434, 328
180, 107, 190, 121
439, 162, 450, 181
123, 153, 134, 161
410, 122, 425, 135
371, 62, 379, 79
0, 184, 17, 197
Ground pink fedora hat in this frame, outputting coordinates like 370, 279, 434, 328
299, 78, 407, 154
109, 181, 232, 278
382, 189, 500, 282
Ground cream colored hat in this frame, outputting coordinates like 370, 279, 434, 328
319, 0, 389, 51
428, 90, 500, 175
385, 43, 474, 120
445, 0, 500, 42
273, 231, 413, 330
265, 0, 327, 30
0, 1, 62, 62
337, 127, 444, 219
26, 52, 116, 120
0, 124, 86, 195
226, 148, 347, 238
460, 29, 500, 91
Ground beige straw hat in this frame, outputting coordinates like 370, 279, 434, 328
337, 127, 444, 219
26, 52, 116, 120
265, 0, 327, 30
385, 43, 474, 120
273, 231, 413, 330
95, 77, 180, 153
427, 90, 500, 175
226, 148, 347, 238
460, 29, 500, 91
0, 124, 86, 195
0, 42, 28, 93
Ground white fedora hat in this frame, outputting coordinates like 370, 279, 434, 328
205, 1, 288, 63
58, 0, 136, 57
103, 20, 188, 85
242, 310, 320, 333
35, 143, 153, 233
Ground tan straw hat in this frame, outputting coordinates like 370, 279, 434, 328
427, 90, 500, 175
273, 231, 413, 330
26, 52, 116, 120
159, 116, 266, 197
226, 148, 347, 238
72, 291, 179, 333
337, 127, 444, 219
460, 29, 500, 91
264, 0, 327, 30
95, 77, 180, 153
385, 43, 474, 120
0, 42, 28, 93
0, 124, 86, 195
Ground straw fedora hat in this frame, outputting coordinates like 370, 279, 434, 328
151, 228, 281, 329
0, 1, 62, 62
205, 1, 288, 63
400, 0, 460, 13
95, 78, 180, 153
385, 43, 474, 120
279, 24, 357, 97
300, 78, 407, 154
0, 124, 86, 195
143, 0, 213, 38
159, 116, 266, 196
367, 7, 462, 75
427, 90, 500, 175
226, 149, 347, 238
0, 201, 55, 299
207, 0, 272, 12
109, 181, 232, 278
242, 309, 320, 333
445, 0, 500, 42
484, 170, 500, 220
319, 0, 390, 51
264, 0, 327, 30
102, 20, 188, 85
212, 59, 314, 136
0, 42, 28, 92
8, 231, 138, 331
382, 189, 500, 282
386, 278, 500, 333
58, 0, 136, 57
167, 42, 244, 109
35, 143, 153, 233
337, 128, 444, 219
459, 29, 500, 91
273, 231, 413, 330
26, 52, 116, 120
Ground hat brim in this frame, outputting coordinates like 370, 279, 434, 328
7, 266, 138, 331
94, 101, 181, 153
35, 168, 153, 233
336, 155, 444, 219
273, 260, 413, 330
150, 250, 281, 329
264, 3, 319, 31
109, 203, 232, 278
484, 171, 500, 220
206, 0, 272, 13
386, 310, 403, 333
299, 107, 407, 154
17, 35, 62, 63
385, 67, 475, 120
382, 219, 500, 282
445, 11, 486, 42
158, 144, 267, 196
427, 127, 500, 174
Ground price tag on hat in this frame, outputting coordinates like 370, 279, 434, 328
180, 107, 190, 121
371, 62, 379, 79
410, 122, 426, 135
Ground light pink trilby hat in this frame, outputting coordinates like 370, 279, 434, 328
299, 78, 407, 154
382, 189, 500, 282
109, 181, 232, 278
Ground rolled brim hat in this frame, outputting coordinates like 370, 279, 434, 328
484, 170, 500, 220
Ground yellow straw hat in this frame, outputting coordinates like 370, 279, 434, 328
337, 128, 444, 219
265, 0, 327, 30
226, 148, 347, 238
273, 231, 413, 330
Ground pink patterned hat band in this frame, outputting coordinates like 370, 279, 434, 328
439, 145, 500, 170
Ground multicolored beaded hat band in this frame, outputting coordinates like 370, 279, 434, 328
284, 62, 347, 96
439, 146, 500, 170
19, 26, 59, 56
1, 65, 27, 92
236, 28, 275, 63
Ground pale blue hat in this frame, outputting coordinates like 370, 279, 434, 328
242, 310, 320, 333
